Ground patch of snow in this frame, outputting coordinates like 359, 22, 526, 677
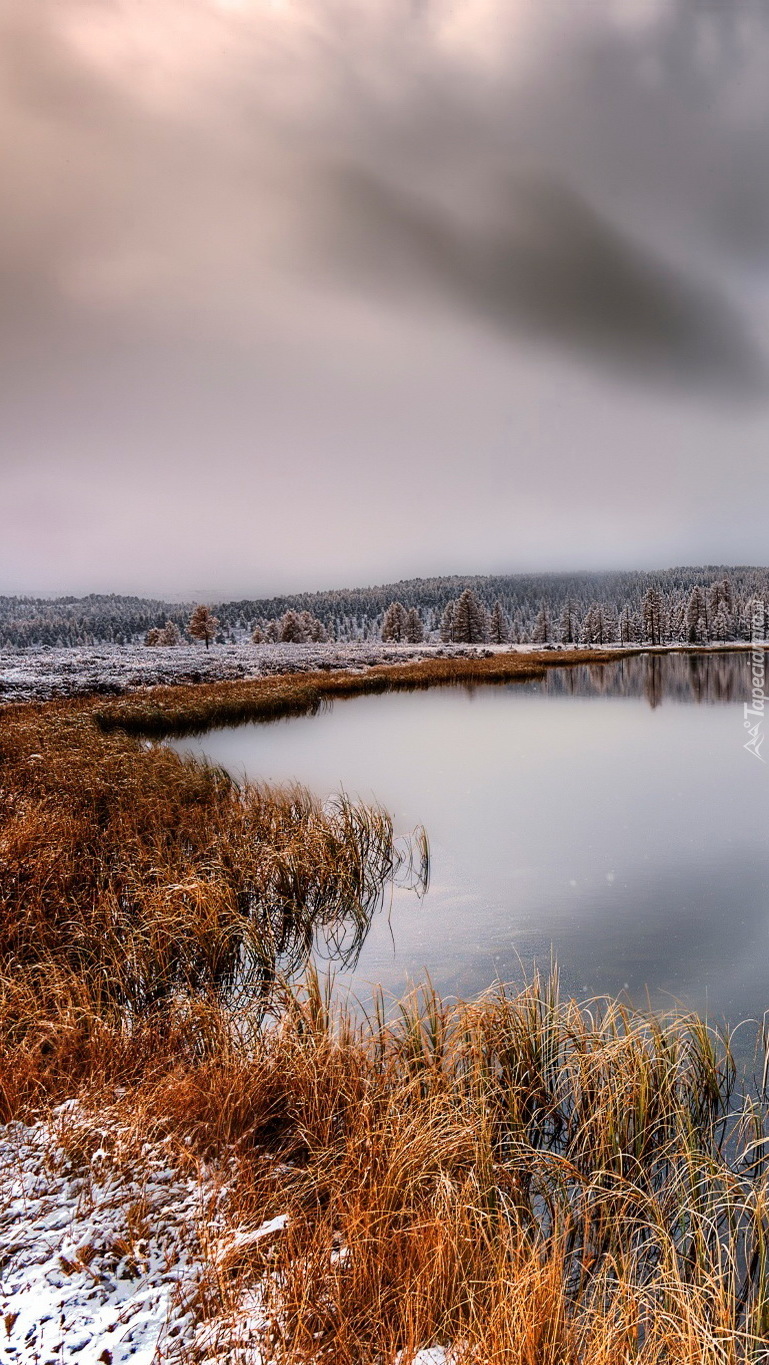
0, 1108, 281, 1364
399, 1350, 456, 1365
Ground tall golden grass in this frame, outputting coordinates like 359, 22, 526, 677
4, 961, 769, 1361
2, 662, 769, 1361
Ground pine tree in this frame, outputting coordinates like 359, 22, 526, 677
511, 610, 528, 644
381, 601, 408, 642
712, 606, 730, 642
532, 605, 550, 644
618, 603, 635, 644
159, 621, 181, 646
452, 589, 488, 643
440, 601, 457, 642
642, 587, 663, 646
602, 604, 619, 644
299, 611, 329, 642
144, 627, 162, 646
745, 597, 767, 642
489, 601, 510, 644
251, 625, 265, 643
404, 607, 424, 643
686, 587, 707, 644
581, 603, 606, 645
188, 604, 219, 649
279, 610, 306, 643
560, 598, 577, 645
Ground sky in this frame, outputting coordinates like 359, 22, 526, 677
2, 0, 769, 599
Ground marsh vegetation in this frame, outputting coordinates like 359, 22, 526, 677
2, 648, 769, 1360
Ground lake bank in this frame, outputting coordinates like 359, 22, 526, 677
1, 637, 763, 704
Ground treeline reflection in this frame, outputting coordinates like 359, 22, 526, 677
537, 651, 754, 708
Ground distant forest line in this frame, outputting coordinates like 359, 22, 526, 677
2, 566, 769, 648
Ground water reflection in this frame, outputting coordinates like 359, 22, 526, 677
539, 650, 752, 706
173, 652, 769, 1029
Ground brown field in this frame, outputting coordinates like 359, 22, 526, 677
2, 646, 769, 1361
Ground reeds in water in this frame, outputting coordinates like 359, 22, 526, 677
0, 695, 426, 1011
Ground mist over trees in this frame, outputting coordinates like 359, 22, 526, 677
1, 567, 769, 648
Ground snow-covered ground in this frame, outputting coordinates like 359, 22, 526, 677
0, 1102, 283, 1364
0, 1103, 455, 1363
0, 641, 500, 703
0, 639, 753, 704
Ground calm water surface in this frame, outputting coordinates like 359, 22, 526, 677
173, 654, 769, 1027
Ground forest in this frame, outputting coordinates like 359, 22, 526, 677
1, 565, 768, 648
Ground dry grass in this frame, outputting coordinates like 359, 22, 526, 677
4, 964, 769, 1362
90, 647, 636, 737
0, 693, 420, 1017
85, 642, 763, 738
3, 662, 769, 1361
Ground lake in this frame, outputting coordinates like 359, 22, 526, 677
172, 652, 769, 1030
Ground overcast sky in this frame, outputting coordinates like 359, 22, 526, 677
3, 0, 769, 598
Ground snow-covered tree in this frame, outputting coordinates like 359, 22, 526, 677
404, 607, 424, 643
581, 603, 608, 645
686, 587, 708, 643
489, 601, 510, 644
279, 610, 306, 643
299, 610, 328, 642
560, 599, 578, 645
511, 610, 528, 644
251, 625, 265, 643
452, 589, 488, 643
144, 627, 162, 646
618, 603, 636, 644
440, 601, 456, 642
712, 606, 730, 642
744, 597, 768, 641
159, 621, 181, 646
381, 601, 408, 642
188, 604, 219, 649
532, 605, 550, 644
642, 587, 663, 646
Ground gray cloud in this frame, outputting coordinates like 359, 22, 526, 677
321, 169, 765, 392
2, 0, 769, 594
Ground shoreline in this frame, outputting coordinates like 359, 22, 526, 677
0, 636, 762, 708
